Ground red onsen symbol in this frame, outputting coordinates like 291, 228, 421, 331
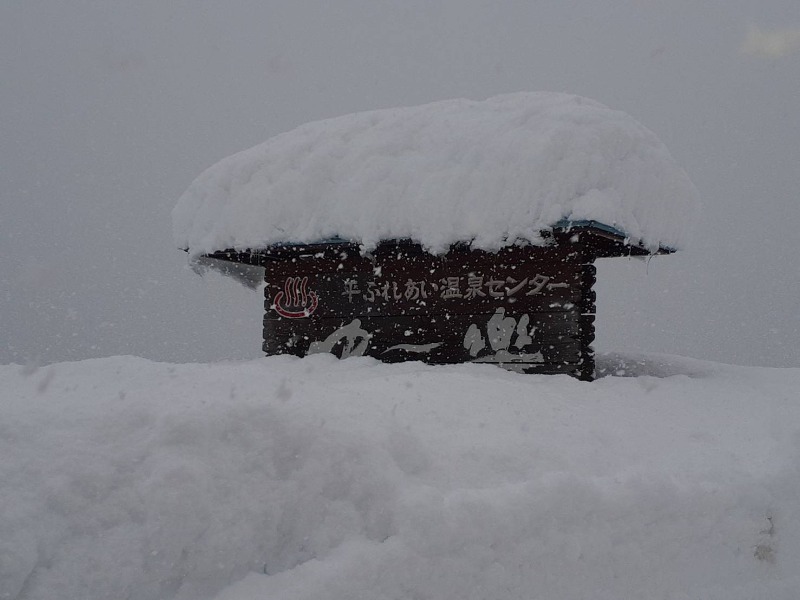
273, 276, 319, 318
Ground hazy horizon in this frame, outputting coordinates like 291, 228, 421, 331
2, 0, 798, 367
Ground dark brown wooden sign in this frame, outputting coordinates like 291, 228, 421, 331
253, 241, 596, 379
202, 224, 664, 380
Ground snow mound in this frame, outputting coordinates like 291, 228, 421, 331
3, 354, 799, 600
173, 93, 699, 255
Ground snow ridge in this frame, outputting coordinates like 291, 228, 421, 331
2, 354, 798, 600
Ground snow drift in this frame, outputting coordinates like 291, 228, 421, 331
2, 354, 799, 600
173, 92, 700, 255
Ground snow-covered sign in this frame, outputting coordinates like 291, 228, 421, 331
173, 92, 699, 256
173, 93, 699, 379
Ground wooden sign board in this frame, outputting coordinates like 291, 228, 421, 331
257, 242, 597, 379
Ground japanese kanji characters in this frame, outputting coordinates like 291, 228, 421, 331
340, 272, 567, 304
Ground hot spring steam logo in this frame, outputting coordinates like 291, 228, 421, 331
273, 276, 319, 318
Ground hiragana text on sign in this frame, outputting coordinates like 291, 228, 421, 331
340, 273, 566, 303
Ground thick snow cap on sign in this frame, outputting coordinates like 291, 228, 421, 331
173, 92, 699, 256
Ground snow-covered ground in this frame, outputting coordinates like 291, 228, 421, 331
3, 354, 799, 599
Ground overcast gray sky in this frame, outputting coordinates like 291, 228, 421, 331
2, 0, 798, 367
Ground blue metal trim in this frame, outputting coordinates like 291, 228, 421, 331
553, 219, 629, 239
